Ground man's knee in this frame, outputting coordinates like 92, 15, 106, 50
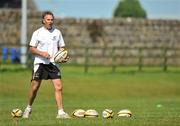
55, 84, 63, 92
31, 80, 41, 92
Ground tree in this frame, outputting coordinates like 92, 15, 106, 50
113, 0, 147, 18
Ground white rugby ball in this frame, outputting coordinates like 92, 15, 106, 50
72, 109, 85, 118
84, 109, 99, 118
117, 109, 132, 117
11, 108, 23, 118
54, 50, 68, 63
102, 109, 114, 118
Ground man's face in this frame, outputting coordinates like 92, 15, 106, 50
43, 14, 54, 30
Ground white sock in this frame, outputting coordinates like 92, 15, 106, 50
26, 105, 32, 111
58, 109, 65, 115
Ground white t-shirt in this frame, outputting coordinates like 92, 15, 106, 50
29, 26, 65, 64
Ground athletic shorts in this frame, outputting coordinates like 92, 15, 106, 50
32, 63, 61, 80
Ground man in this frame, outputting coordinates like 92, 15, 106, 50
22, 11, 70, 119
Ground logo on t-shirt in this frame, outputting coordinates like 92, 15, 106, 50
52, 36, 57, 41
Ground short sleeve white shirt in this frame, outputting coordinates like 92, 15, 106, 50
29, 26, 65, 64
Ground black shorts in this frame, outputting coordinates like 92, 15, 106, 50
32, 63, 61, 80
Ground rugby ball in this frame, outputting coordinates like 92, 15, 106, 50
117, 109, 132, 117
11, 108, 23, 118
54, 50, 68, 63
102, 109, 114, 118
72, 109, 85, 118
84, 109, 99, 118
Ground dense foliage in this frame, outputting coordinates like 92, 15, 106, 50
113, 0, 147, 18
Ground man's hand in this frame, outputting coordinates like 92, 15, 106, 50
59, 55, 70, 63
41, 52, 50, 59
29, 46, 50, 59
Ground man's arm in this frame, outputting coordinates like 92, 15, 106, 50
29, 46, 50, 59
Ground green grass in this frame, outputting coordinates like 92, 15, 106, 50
0, 66, 180, 126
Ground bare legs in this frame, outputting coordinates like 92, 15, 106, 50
28, 80, 42, 106
27, 79, 63, 109
51, 79, 63, 110
24, 79, 70, 118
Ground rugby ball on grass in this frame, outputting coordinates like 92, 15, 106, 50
11, 108, 23, 118
54, 50, 68, 63
117, 109, 132, 117
84, 109, 99, 118
102, 109, 114, 118
72, 109, 85, 118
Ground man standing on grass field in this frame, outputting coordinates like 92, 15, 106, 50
22, 11, 70, 119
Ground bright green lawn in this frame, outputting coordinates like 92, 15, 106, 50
0, 66, 180, 126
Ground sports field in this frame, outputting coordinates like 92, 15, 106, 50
0, 66, 180, 126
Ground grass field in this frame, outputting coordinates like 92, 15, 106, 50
0, 66, 180, 126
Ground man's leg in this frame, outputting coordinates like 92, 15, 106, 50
52, 79, 63, 109
23, 80, 41, 118
28, 80, 42, 105
52, 79, 70, 118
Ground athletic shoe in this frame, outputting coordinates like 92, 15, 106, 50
22, 109, 31, 118
56, 113, 71, 119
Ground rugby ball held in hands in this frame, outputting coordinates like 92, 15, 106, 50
54, 50, 68, 63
